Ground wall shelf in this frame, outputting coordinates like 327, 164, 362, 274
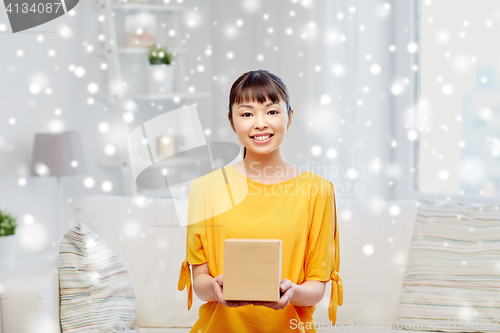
92, 47, 187, 56
97, 155, 199, 168
111, 3, 187, 12
95, 91, 211, 100
96, 0, 212, 196
96, 159, 124, 167
124, 92, 211, 100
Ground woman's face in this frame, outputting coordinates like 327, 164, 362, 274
230, 98, 292, 156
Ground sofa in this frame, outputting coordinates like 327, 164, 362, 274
0, 195, 437, 333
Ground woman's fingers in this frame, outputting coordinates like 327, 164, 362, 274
213, 275, 225, 304
213, 274, 251, 308
281, 279, 292, 292
252, 283, 293, 310
280, 289, 292, 307
219, 279, 296, 310
225, 300, 251, 307
221, 300, 251, 308
214, 275, 293, 309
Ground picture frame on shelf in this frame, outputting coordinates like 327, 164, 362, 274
125, 13, 157, 48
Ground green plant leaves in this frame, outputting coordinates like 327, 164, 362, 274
0, 210, 17, 236
148, 45, 172, 65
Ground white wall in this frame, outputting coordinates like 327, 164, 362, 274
1, 0, 410, 267
0, 0, 212, 266
211, 0, 396, 201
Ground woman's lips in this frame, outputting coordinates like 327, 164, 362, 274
250, 134, 273, 144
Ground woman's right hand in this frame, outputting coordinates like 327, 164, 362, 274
213, 274, 252, 308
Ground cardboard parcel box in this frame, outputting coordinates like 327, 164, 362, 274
223, 238, 282, 302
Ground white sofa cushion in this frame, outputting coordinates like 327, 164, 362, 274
0, 239, 62, 333
58, 223, 136, 332
74, 196, 418, 329
312, 199, 418, 326
398, 200, 500, 332
73, 195, 203, 328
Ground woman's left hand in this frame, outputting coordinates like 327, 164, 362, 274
251, 279, 295, 310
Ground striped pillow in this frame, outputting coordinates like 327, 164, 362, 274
398, 200, 500, 332
58, 223, 137, 332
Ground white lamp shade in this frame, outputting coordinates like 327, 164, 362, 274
30, 131, 88, 177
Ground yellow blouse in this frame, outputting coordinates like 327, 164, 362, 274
178, 164, 342, 332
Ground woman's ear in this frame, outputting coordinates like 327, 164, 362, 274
287, 108, 294, 129
228, 112, 236, 132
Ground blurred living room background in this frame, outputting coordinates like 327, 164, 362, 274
1, 0, 499, 268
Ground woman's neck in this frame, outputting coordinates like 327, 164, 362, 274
240, 148, 295, 178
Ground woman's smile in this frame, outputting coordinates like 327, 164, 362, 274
250, 133, 274, 144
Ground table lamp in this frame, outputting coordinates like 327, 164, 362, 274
29, 131, 88, 237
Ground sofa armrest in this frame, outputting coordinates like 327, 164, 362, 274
0, 237, 62, 333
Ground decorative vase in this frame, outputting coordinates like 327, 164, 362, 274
147, 64, 174, 94
0, 234, 16, 267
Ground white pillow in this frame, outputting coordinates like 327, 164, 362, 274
312, 199, 418, 326
398, 200, 500, 332
58, 223, 137, 332
74, 195, 203, 328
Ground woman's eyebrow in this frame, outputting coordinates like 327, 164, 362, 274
237, 102, 279, 110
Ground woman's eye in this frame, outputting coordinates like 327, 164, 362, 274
269, 110, 279, 115
242, 112, 251, 117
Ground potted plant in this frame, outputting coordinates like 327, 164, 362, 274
147, 45, 174, 94
0, 209, 18, 267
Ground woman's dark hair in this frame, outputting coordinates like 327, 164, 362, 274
228, 69, 292, 159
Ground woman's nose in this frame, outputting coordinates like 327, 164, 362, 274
254, 115, 268, 128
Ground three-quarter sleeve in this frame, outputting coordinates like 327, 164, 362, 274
304, 181, 343, 324
178, 179, 208, 311
186, 221, 208, 265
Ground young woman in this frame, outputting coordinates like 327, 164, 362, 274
178, 70, 342, 332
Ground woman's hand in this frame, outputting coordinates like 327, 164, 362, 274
213, 274, 252, 308
251, 279, 295, 310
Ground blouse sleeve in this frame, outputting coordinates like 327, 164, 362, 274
304, 181, 343, 324
178, 179, 208, 311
